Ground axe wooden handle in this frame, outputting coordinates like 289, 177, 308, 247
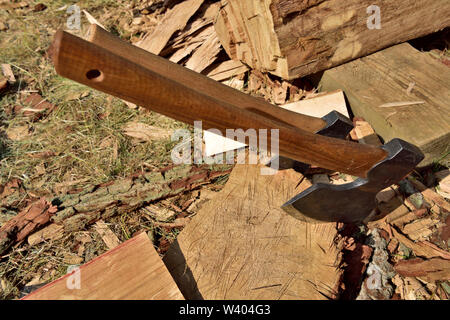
85, 25, 326, 133
50, 30, 388, 178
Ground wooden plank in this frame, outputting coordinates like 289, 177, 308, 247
23, 232, 184, 300
163, 164, 345, 299
137, 0, 204, 55
319, 43, 450, 165
214, 0, 450, 79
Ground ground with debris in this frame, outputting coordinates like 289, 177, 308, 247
0, 0, 449, 299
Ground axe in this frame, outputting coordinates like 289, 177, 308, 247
49, 29, 424, 223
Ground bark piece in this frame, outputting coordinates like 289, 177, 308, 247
0, 164, 232, 256
164, 164, 345, 300
392, 227, 450, 260
122, 122, 172, 142
357, 229, 395, 300
394, 258, 450, 282
0, 199, 57, 255
14, 93, 56, 121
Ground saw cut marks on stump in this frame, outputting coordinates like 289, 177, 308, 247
23, 232, 184, 300
163, 164, 345, 299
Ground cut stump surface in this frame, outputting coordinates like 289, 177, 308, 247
164, 164, 345, 300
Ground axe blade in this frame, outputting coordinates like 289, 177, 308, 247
282, 139, 424, 223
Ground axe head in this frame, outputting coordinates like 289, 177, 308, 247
282, 139, 424, 223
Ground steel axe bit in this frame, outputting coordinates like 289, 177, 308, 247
49, 30, 425, 223
282, 139, 424, 223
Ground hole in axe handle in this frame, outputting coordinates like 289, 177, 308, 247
86, 69, 103, 82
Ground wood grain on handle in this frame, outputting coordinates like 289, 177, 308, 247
50, 30, 388, 178
86, 24, 327, 133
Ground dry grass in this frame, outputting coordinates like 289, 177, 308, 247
0, 0, 189, 193
0, 0, 193, 299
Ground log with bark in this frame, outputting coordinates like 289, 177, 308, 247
0, 164, 232, 256
214, 0, 450, 79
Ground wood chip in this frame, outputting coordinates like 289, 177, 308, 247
392, 275, 431, 300
221, 77, 244, 90
271, 81, 288, 105
0, 21, 8, 31
0, 77, 7, 92
353, 120, 382, 146
1, 64, 15, 83
402, 217, 441, 241
153, 217, 190, 229
281, 90, 349, 118
63, 253, 83, 265
28, 224, 64, 246
6, 125, 30, 141
378, 101, 425, 108
122, 122, 172, 142
184, 31, 221, 72
143, 204, 177, 222
206, 60, 249, 82
83, 11, 107, 30
168, 25, 215, 62
94, 220, 120, 250
137, 0, 204, 55
312, 174, 330, 184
